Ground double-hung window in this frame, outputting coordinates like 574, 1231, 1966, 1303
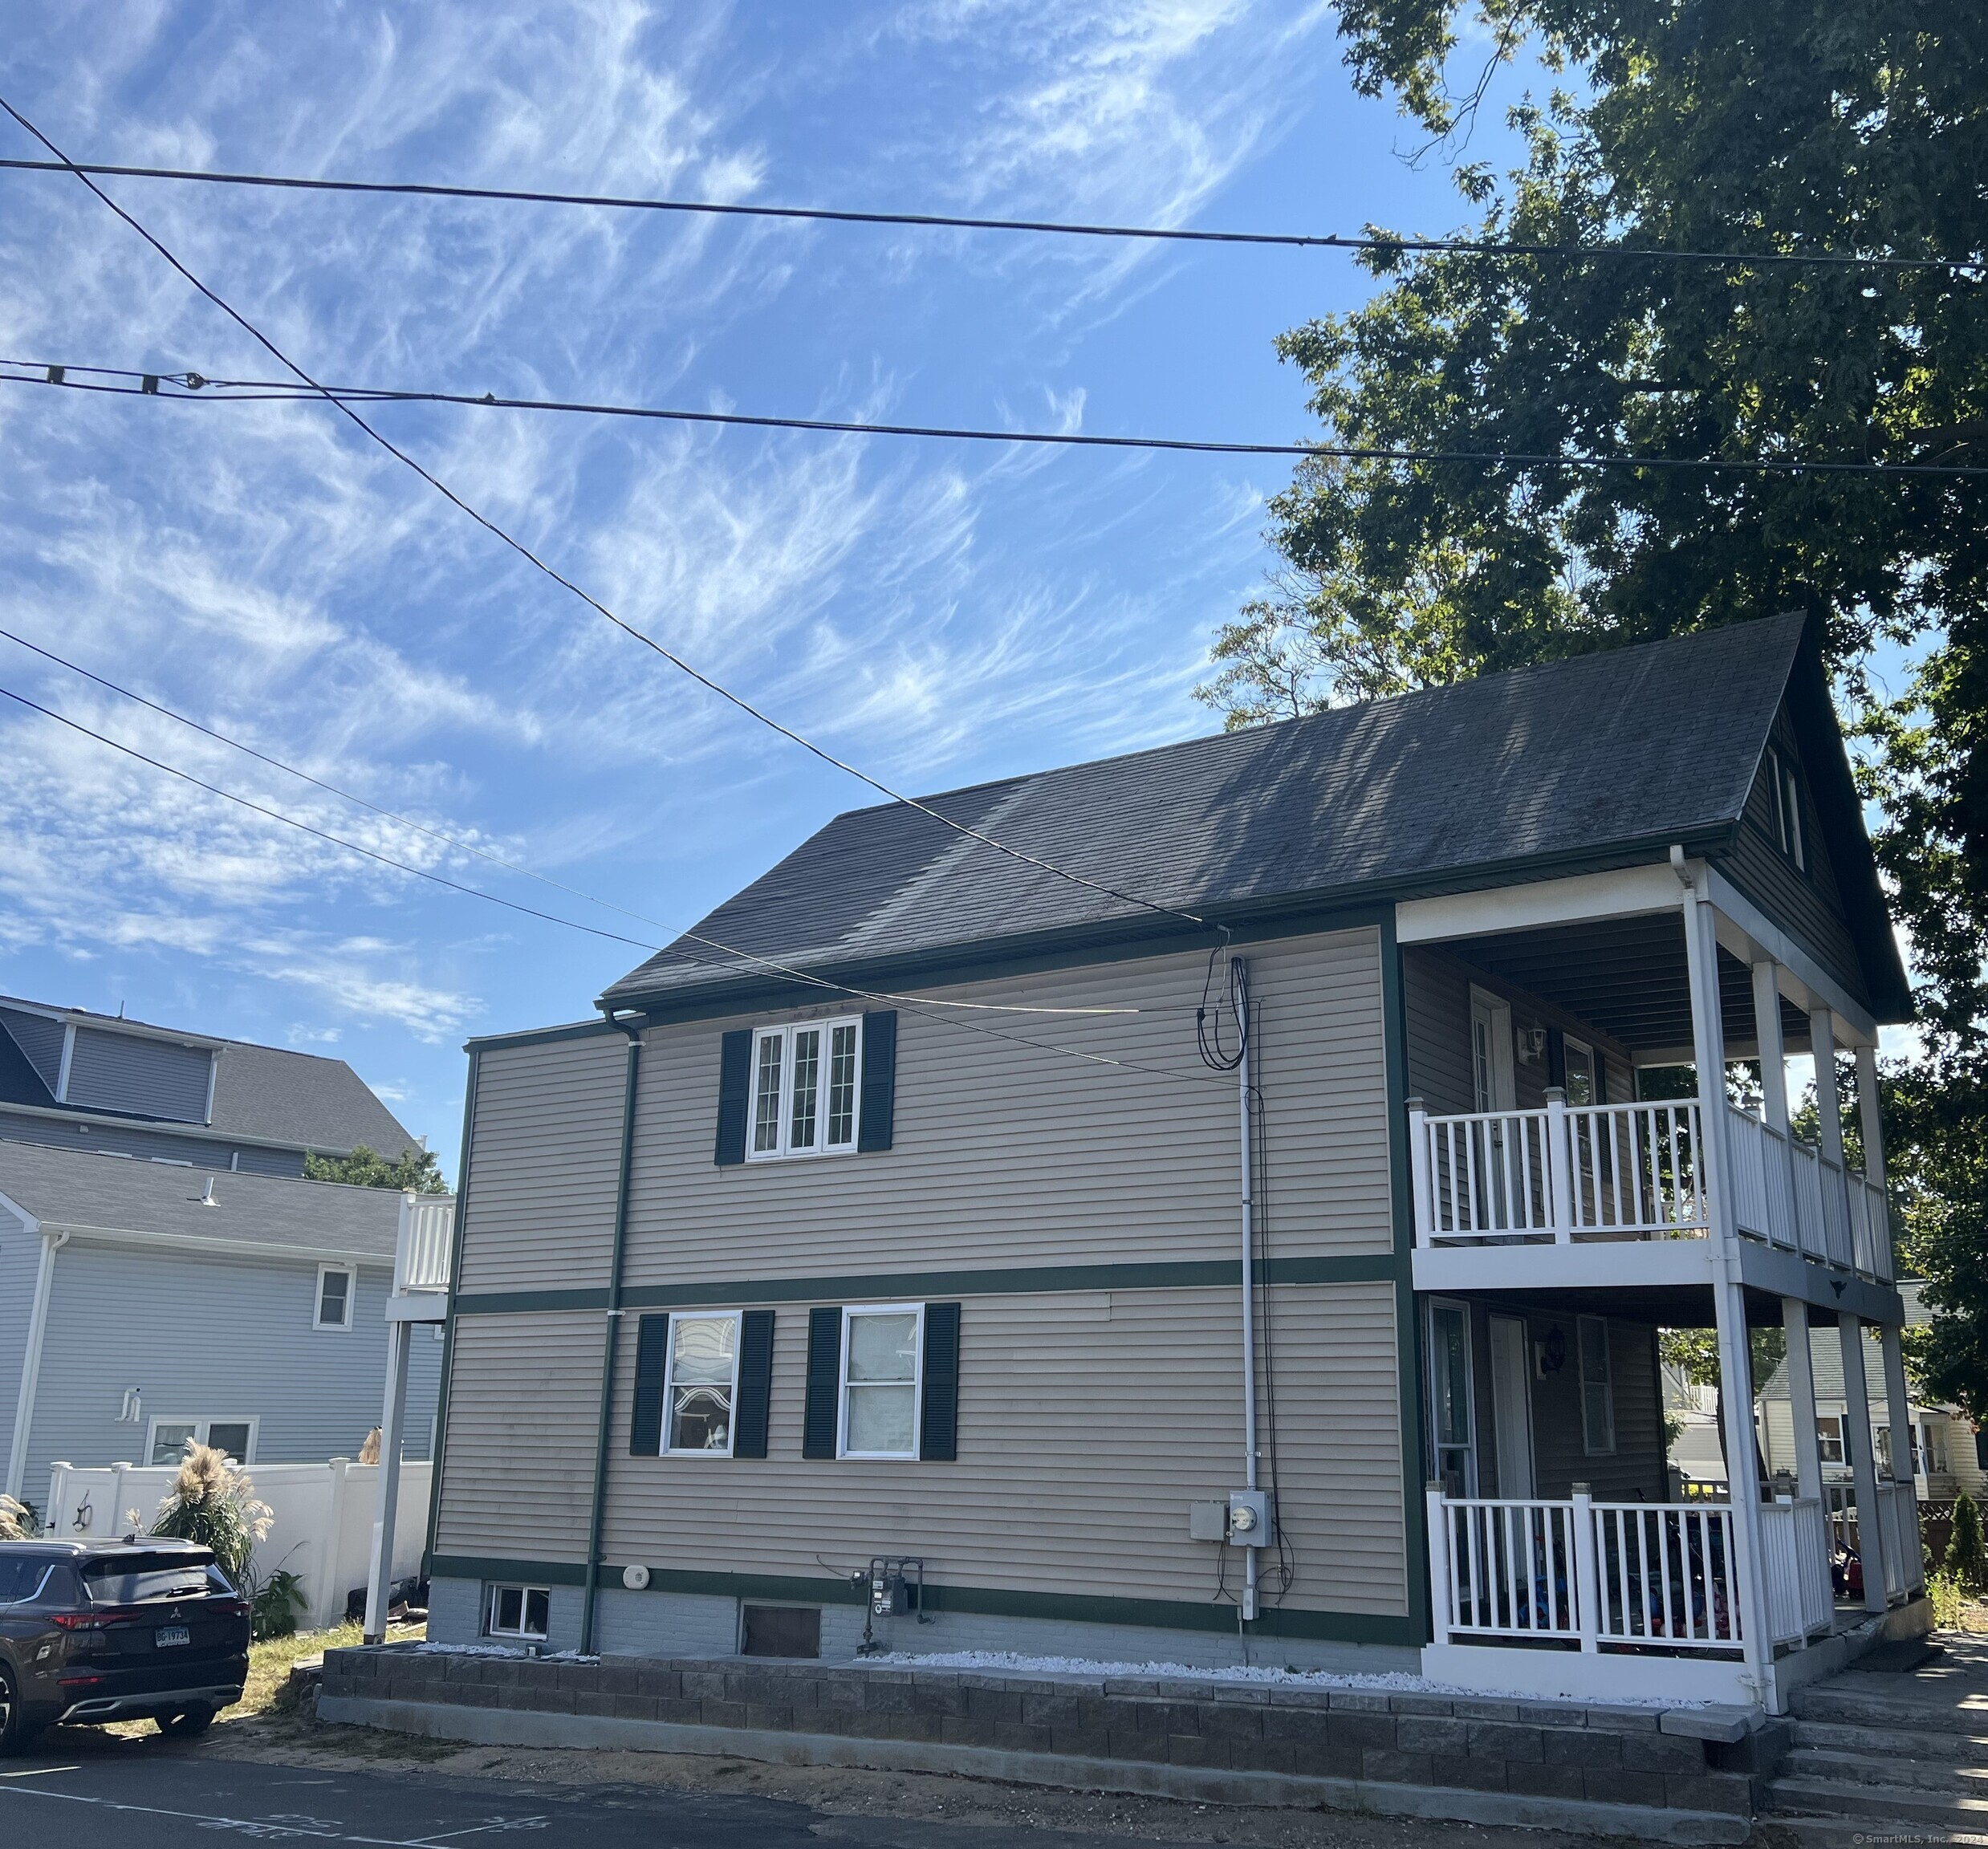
661, 1312, 740, 1454
750, 1017, 861, 1160
840, 1305, 923, 1459
315, 1264, 354, 1330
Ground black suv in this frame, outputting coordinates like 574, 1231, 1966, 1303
0, 1537, 250, 1749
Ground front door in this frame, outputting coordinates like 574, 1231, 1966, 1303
1488, 1314, 1535, 1498
1470, 991, 1516, 1227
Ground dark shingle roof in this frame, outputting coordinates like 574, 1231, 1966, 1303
0, 998, 418, 1155
0, 1139, 404, 1260
602, 616, 1891, 1013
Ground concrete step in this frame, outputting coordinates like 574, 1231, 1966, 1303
1782, 1745, 1988, 1793
1766, 1773, 1988, 1831
1758, 1819, 1980, 1849
1789, 1715, 1988, 1760
1792, 1683, 1988, 1737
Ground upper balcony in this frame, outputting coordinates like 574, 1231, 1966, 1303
1408, 1094, 1893, 1280
388, 1190, 455, 1321
1395, 857, 1901, 1315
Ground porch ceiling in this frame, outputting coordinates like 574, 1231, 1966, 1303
1437, 1282, 1827, 1329
1443, 912, 1811, 1060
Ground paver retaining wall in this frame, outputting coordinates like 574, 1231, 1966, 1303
319, 1646, 1786, 1845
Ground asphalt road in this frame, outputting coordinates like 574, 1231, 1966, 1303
0, 1742, 1222, 1848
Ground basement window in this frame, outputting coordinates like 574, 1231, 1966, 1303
486, 1584, 550, 1641
748, 1018, 861, 1160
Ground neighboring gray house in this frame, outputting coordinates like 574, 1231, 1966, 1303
422, 615, 1919, 1711
0, 994, 415, 1175
0, 998, 443, 1506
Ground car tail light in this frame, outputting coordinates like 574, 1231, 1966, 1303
56, 1673, 104, 1688
51, 1611, 112, 1630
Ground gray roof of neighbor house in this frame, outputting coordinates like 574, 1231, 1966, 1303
602, 614, 1909, 1018
0, 996, 419, 1155
1759, 1284, 1934, 1408
0, 1139, 403, 1261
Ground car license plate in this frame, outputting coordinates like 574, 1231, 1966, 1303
156, 1625, 190, 1648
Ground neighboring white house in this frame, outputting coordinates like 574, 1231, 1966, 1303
0, 996, 445, 1510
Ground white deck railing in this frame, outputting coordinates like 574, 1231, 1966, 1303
1408, 1096, 1893, 1277
393, 1192, 456, 1295
1759, 1496, 1834, 1644
1429, 1489, 1754, 1654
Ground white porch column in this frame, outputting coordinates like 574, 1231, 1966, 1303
1854, 1045, 1886, 1186
1681, 867, 1774, 1699
1879, 1325, 1915, 1489
1838, 1315, 1888, 1611
364, 1318, 413, 1645
1810, 1010, 1845, 1165
1752, 962, 1791, 1133
1781, 1299, 1826, 1503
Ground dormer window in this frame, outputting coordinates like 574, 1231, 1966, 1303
1768, 747, 1806, 872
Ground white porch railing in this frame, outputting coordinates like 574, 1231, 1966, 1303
1408, 1097, 1892, 1278
1408, 1099, 1706, 1244
393, 1192, 455, 1296
1875, 1480, 1926, 1601
1759, 1496, 1833, 1644
1428, 1489, 1752, 1653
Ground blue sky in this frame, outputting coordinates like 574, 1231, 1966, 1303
0, 2, 1548, 1166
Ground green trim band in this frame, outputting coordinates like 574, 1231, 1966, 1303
428, 1557, 1417, 1648
453, 1251, 1399, 1318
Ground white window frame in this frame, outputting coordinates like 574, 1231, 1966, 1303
1769, 748, 1807, 871
1562, 1034, 1599, 1107
660, 1310, 742, 1457
314, 1262, 356, 1331
1576, 1314, 1616, 1456
746, 1017, 864, 1162
837, 1302, 925, 1461
485, 1583, 551, 1640
1816, 1413, 1846, 1465
145, 1415, 259, 1465
1427, 1296, 1478, 1496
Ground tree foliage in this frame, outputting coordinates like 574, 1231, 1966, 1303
304, 1143, 447, 1193
1203, 0, 1987, 1409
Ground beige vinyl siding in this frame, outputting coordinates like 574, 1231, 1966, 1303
456, 1033, 628, 1294
1403, 946, 1635, 1116
599, 1282, 1407, 1617
621, 927, 1391, 1290
1722, 706, 1868, 1010
433, 1310, 603, 1564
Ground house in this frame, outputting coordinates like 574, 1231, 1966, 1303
1757, 1283, 1987, 1505
421, 612, 1922, 1710
0, 998, 445, 1510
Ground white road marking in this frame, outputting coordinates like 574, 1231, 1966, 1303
0, 1784, 548, 1844
0, 1765, 81, 1777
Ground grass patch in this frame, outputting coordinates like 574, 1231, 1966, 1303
228, 1619, 426, 1721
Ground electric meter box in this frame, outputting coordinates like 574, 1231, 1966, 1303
1188, 1500, 1229, 1542
1228, 1489, 1274, 1546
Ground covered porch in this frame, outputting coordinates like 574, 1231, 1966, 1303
1396, 858, 1926, 1711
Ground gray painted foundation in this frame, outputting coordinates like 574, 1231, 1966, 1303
427, 1576, 1420, 1675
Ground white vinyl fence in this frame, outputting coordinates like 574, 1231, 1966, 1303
43, 1457, 430, 1630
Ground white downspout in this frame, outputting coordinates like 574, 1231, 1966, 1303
6, 1219, 67, 1502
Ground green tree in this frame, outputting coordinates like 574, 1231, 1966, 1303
1947, 1489, 1985, 1587
1203, 0, 1986, 1407
304, 1143, 447, 1193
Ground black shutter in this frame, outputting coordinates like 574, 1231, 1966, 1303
630, 1315, 669, 1455
803, 1306, 843, 1458
857, 1010, 897, 1152
714, 1029, 752, 1165
920, 1302, 961, 1461
1545, 1026, 1565, 1091
734, 1310, 775, 1459
1592, 1046, 1609, 1103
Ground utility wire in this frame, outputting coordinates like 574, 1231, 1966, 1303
0, 677, 1216, 1089
1, 154, 1980, 274
10, 360, 1988, 480
0, 623, 1137, 1018
0, 98, 1214, 937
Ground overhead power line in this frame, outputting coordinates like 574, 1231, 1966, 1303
0, 623, 1138, 1018
0, 98, 1214, 939
2, 153, 1980, 274
0, 673, 1217, 1089
10, 359, 1987, 480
